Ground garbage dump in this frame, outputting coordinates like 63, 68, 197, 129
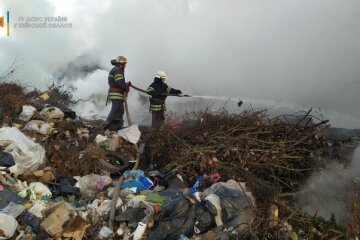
0, 82, 359, 239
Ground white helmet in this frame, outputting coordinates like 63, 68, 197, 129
156, 70, 167, 79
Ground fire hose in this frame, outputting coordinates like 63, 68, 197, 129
130, 84, 243, 106
130, 84, 191, 97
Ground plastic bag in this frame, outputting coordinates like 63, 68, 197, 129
0, 213, 18, 239
123, 170, 144, 181
29, 201, 47, 218
117, 125, 141, 144
149, 196, 197, 240
0, 127, 45, 175
29, 182, 52, 197
95, 134, 108, 144
0, 202, 25, 218
88, 198, 122, 217
40, 107, 64, 122
24, 120, 53, 135
0, 150, 15, 167
202, 180, 256, 233
75, 174, 112, 194
19, 105, 37, 122
98, 226, 113, 239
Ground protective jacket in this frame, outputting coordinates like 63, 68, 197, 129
108, 66, 127, 100
146, 78, 181, 111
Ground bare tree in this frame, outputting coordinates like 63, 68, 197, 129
0, 57, 22, 82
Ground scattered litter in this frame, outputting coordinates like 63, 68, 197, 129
19, 105, 37, 122
24, 120, 53, 135
39, 92, 50, 101
29, 201, 46, 218
41, 201, 75, 236
0, 81, 354, 239
40, 107, 64, 122
0, 187, 26, 209
20, 168, 55, 184
132, 221, 147, 240
0, 202, 25, 218
0, 127, 45, 175
0, 212, 18, 239
23, 211, 41, 233
98, 226, 113, 239
117, 125, 141, 144
75, 174, 112, 195
0, 150, 15, 167
95, 134, 108, 145
62, 216, 89, 240
28, 182, 52, 198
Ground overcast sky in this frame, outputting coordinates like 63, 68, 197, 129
1, 0, 360, 128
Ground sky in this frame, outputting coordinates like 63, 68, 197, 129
1, 0, 360, 128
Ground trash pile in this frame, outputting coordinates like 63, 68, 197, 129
143, 110, 359, 238
0, 82, 358, 239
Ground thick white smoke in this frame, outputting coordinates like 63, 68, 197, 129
1, 0, 360, 128
296, 145, 360, 223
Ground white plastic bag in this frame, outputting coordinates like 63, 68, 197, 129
19, 105, 37, 122
75, 174, 112, 194
29, 182, 52, 197
98, 199, 122, 216
0, 127, 45, 175
95, 134, 108, 144
117, 125, 141, 144
24, 120, 53, 135
40, 107, 64, 122
0, 213, 18, 239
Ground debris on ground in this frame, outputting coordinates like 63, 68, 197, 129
0, 81, 359, 239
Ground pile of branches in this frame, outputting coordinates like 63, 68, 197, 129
0, 83, 27, 121
145, 109, 330, 200
143, 109, 352, 238
44, 81, 75, 107
347, 198, 360, 238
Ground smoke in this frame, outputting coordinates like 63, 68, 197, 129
53, 53, 106, 82
296, 145, 360, 223
1, 0, 360, 128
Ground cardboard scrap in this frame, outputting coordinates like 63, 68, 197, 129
41, 202, 74, 236
63, 216, 89, 240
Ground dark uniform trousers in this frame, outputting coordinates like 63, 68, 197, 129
105, 99, 124, 131
152, 109, 165, 128
105, 64, 127, 131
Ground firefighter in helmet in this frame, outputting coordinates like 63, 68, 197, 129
146, 70, 182, 128
104, 56, 130, 131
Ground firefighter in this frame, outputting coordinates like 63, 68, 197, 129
147, 70, 182, 128
104, 56, 130, 131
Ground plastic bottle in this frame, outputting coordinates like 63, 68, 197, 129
132, 222, 147, 240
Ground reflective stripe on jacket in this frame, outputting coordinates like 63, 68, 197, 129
147, 78, 179, 111
108, 66, 126, 100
